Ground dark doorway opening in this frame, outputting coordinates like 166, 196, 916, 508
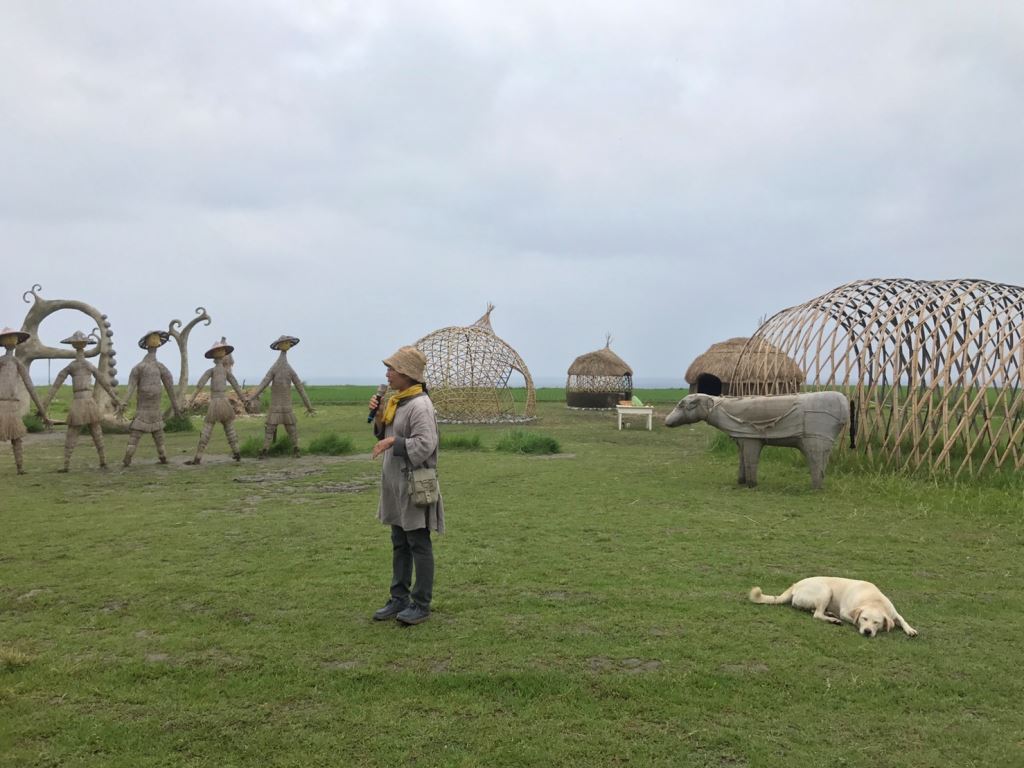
695, 373, 722, 396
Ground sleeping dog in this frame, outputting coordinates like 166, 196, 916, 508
749, 577, 918, 638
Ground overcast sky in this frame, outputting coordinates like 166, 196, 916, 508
3, 2, 1022, 386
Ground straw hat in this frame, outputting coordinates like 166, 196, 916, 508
137, 330, 170, 349
0, 327, 30, 345
205, 339, 235, 359
270, 335, 300, 350
383, 345, 427, 383
61, 330, 96, 347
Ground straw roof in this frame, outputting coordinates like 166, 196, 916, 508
568, 338, 633, 377
685, 337, 803, 385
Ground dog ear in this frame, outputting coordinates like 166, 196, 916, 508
884, 616, 894, 632
850, 607, 862, 622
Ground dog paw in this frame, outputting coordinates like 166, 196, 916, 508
904, 628, 918, 637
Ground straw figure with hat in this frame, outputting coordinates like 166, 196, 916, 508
245, 335, 315, 457
368, 344, 444, 626
41, 331, 123, 471
0, 327, 51, 475
182, 338, 247, 465
121, 330, 182, 467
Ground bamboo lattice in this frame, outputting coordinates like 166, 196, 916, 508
566, 336, 633, 409
415, 304, 536, 424
731, 278, 1024, 477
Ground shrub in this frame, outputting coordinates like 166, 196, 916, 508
239, 435, 293, 458
307, 433, 355, 456
440, 433, 484, 450
495, 429, 560, 455
163, 414, 195, 433
22, 414, 46, 433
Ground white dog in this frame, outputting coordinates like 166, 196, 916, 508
749, 577, 918, 638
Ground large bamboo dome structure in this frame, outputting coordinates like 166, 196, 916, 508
685, 337, 803, 396
731, 278, 1024, 477
566, 337, 633, 409
415, 304, 536, 424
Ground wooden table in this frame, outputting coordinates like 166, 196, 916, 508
615, 405, 654, 430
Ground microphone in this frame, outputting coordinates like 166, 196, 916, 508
367, 383, 388, 423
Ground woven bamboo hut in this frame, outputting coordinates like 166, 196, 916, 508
731, 278, 1024, 477
685, 337, 803, 396
566, 336, 633, 409
415, 304, 536, 424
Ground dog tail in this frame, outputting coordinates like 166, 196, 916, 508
749, 585, 794, 605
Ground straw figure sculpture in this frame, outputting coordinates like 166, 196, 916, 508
730, 278, 1024, 477
415, 304, 536, 424
121, 331, 182, 467
41, 331, 122, 472
16, 284, 119, 419
247, 335, 316, 456
685, 337, 804, 397
183, 339, 246, 465
566, 336, 634, 409
1, 327, 51, 475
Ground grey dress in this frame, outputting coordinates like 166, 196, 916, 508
374, 393, 445, 534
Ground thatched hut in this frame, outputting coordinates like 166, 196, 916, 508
415, 304, 536, 424
566, 337, 633, 409
685, 337, 803, 396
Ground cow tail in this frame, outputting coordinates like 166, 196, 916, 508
848, 399, 858, 449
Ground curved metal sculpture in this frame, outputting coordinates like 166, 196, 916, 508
15, 285, 118, 417
415, 304, 536, 424
731, 278, 1024, 477
166, 307, 212, 415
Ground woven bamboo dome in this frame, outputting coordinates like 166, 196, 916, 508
415, 304, 536, 424
731, 278, 1024, 477
566, 336, 633, 409
685, 337, 803, 396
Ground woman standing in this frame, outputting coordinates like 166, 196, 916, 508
369, 345, 444, 626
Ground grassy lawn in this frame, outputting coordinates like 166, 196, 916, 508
2, 387, 1023, 767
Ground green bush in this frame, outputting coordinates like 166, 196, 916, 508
495, 429, 560, 455
440, 433, 484, 450
307, 433, 355, 456
163, 414, 195, 433
22, 414, 46, 433
239, 435, 294, 458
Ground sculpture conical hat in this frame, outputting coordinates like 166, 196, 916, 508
205, 339, 235, 359
137, 330, 171, 349
0, 327, 30, 344
270, 335, 300, 350
61, 330, 96, 346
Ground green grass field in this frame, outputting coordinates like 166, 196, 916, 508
2, 387, 1023, 766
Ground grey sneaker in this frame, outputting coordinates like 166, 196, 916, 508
373, 598, 409, 621
396, 604, 431, 625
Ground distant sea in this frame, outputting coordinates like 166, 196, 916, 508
304, 375, 684, 389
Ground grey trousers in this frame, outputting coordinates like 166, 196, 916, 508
390, 525, 434, 608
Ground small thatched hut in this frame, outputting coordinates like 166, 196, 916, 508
566, 337, 633, 409
685, 337, 803, 396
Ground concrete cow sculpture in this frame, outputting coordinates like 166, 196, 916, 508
665, 392, 850, 489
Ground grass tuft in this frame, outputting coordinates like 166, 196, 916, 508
22, 414, 46, 433
440, 433, 484, 450
163, 414, 195, 433
495, 429, 560, 454
0, 646, 33, 672
239, 435, 294, 457
307, 433, 355, 455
